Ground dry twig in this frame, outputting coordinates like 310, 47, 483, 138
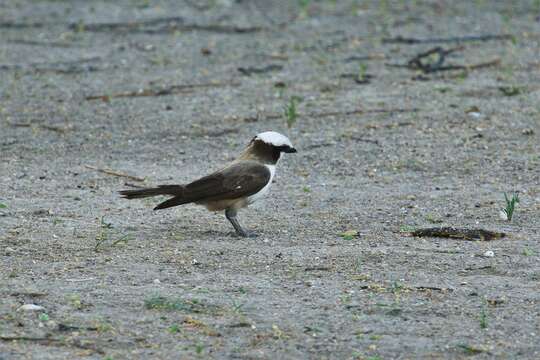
70, 17, 263, 34
9, 122, 72, 133
386, 46, 500, 74
84, 165, 145, 182
406, 227, 505, 241
85, 82, 240, 101
382, 34, 513, 44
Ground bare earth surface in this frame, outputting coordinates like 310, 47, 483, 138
1, 1, 540, 359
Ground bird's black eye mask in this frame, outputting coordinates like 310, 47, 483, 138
275, 145, 297, 153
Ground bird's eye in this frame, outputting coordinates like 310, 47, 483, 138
276, 145, 296, 153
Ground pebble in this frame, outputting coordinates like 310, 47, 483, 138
153, 279, 161, 284
17, 304, 45, 312
483, 250, 495, 257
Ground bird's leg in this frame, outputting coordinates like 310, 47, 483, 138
225, 208, 251, 237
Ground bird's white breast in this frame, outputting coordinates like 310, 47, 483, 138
247, 165, 275, 204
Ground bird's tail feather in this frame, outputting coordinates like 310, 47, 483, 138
119, 185, 183, 199
153, 196, 191, 210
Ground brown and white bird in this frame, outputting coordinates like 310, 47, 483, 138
119, 131, 296, 237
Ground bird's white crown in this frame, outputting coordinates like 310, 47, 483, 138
255, 131, 293, 148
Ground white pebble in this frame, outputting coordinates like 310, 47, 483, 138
17, 304, 45, 312
153, 279, 161, 284
483, 250, 495, 257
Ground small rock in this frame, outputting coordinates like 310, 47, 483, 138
499, 210, 508, 221
487, 298, 505, 306
5, 247, 16, 255
33, 209, 52, 216
17, 304, 45, 312
46, 320, 57, 329
483, 250, 495, 258
465, 106, 481, 118
153, 279, 161, 284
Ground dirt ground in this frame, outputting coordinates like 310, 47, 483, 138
1, 1, 539, 359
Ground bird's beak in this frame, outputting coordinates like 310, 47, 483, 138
285, 147, 297, 153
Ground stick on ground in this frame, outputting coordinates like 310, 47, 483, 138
382, 34, 513, 44
84, 165, 145, 182
386, 45, 500, 74
85, 82, 240, 101
407, 227, 506, 241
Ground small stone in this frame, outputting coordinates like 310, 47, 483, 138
465, 106, 481, 118
17, 304, 45, 312
483, 250, 495, 257
499, 210, 508, 221
153, 279, 161, 284
46, 320, 57, 329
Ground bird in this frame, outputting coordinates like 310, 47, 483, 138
119, 131, 296, 237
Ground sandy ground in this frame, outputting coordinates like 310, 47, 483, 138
1, 1, 540, 359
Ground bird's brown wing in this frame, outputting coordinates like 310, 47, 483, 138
154, 161, 271, 210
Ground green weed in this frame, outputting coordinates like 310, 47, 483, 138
501, 192, 519, 221
479, 305, 488, 329
299, 0, 311, 16
340, 230, 359, 240
195, 342, 205, 355
144, 295, 220, 314
168, 324, 180, 334
356, 63, 369, 83
284, 96, 301, 128
95, 216, 132, 252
